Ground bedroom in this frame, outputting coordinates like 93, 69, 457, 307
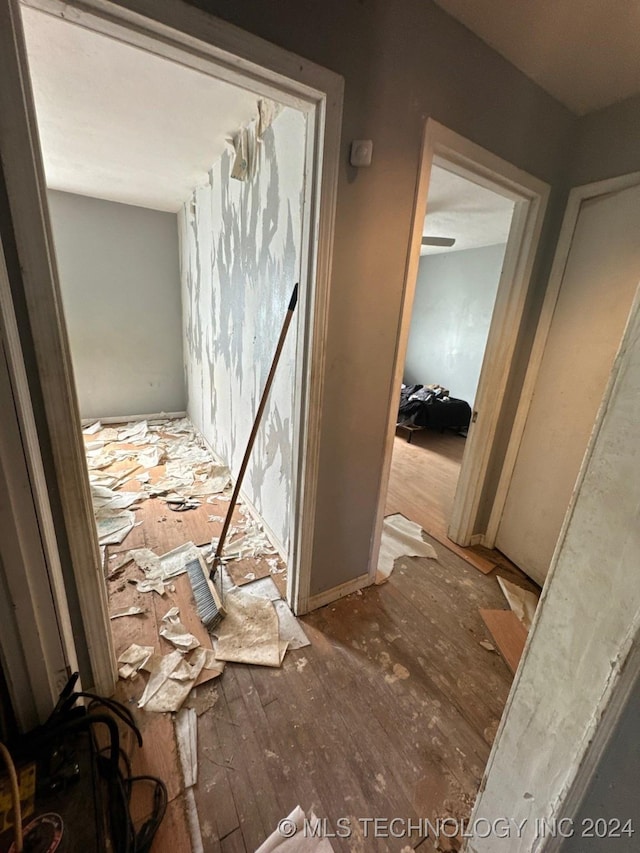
19, 1, 310, 678
387, 163, 514, 561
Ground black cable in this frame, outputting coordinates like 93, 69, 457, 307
41, 678, 167, 853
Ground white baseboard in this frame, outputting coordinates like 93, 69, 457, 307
81, 411, 187, 425
306, 573, 371, 612
469, 532, 486, 547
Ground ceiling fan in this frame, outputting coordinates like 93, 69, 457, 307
421, 236, 456, 247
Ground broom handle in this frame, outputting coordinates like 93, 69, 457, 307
213, 283, 299, 570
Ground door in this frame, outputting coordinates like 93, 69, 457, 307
496, 180, 640, 585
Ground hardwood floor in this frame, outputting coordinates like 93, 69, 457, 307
386, 430, 465, 542
98, 423, 531, 852
106, 515, 519, 852
190, 531, 516, 852
386, 430, 511, 574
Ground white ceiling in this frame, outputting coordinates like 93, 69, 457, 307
422, 166, 514, 255
21, 7, 261, 212
434, 0, 640, 115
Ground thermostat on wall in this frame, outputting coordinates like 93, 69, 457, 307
350, 140, 373, 167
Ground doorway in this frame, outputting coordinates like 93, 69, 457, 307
372, 120, 549, 582
388, 164, 515, 550
0, 0, 342, 705
22, 0, 306, 589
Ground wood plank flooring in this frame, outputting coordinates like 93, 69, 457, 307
188, 532, 517, 852
386, 430, 511, 575
107, 524, 520, 852
97, 422, 535, 852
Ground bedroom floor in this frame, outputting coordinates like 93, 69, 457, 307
386, 429, 465, 542
386, 429, 515, 574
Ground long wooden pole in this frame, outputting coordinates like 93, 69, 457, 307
212, 282, 299, 577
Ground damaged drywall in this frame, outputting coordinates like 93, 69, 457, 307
469, 288, 640, 851
179, 106, 305, 554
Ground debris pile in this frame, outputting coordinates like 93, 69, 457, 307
84, 417, 308, 717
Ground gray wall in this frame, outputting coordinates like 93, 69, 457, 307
570, 94, 640, 187
176, 0, 575, 597
180, 108, 304, 553
48, 190, 185, 420
404, 244, 507, 406
560, 672, 640, 852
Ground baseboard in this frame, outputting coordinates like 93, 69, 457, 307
306, 573, 371, 612
469, 533, 485, 547
81, 411, 187, 425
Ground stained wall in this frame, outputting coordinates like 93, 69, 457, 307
179, 107, 305, 553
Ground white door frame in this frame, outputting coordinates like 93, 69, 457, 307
1, 0, 342, 700
486, 170, 640, 546
0, 240, 79, 730
370, 119, 549, 578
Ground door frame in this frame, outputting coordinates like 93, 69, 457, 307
1, 0, 342, 700
470, 280, 640, 851
486, 170, 640, 547
0, 238, 79, 730
370, 119, 549, 578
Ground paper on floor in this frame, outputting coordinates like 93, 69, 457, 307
138, 446, 165, 469
176, 707, 198, 788
92, 485, 143, 511
216, 569, 309, 653
375, 513, 437, 584
110, 606, 145, 619
213, 587, 282, 667
117, 643, 155, 679
159, 542, 203, 578
118, 420, 148, 442
273, 599, 311, 650
134, 578, 166, 595
201, 648, 225, 677
96, 510, 135, 545
128, 541, 202, 582
160, 607, 200, 651
138, 647, 208, 713
221, 521, 277, 561
256, 806, 335, 852
497, 576, 539, 631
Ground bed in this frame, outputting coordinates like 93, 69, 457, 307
397, 383, 471, 438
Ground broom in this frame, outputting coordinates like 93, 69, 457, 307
213, 281, 299, 576
188, 283, 299, 628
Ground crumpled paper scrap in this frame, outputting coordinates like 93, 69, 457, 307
159, 606, 200, 651
117, 643, 155, 680
138, 648, 207, 713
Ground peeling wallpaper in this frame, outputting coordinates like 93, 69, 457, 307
179, 107, 306, 553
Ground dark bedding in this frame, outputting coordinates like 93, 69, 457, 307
398, 383, 471, 432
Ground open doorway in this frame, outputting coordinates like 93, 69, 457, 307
21, 0, 306, 644
363, 125, 550, 845
5, 0, 343, 705
388, 164, 515, 554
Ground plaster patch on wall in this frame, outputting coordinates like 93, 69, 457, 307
179, 107, 306, 552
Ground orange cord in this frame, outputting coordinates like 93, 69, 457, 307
0, 741, 23, 852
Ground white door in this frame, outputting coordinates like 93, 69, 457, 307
496, 180, 640, 585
